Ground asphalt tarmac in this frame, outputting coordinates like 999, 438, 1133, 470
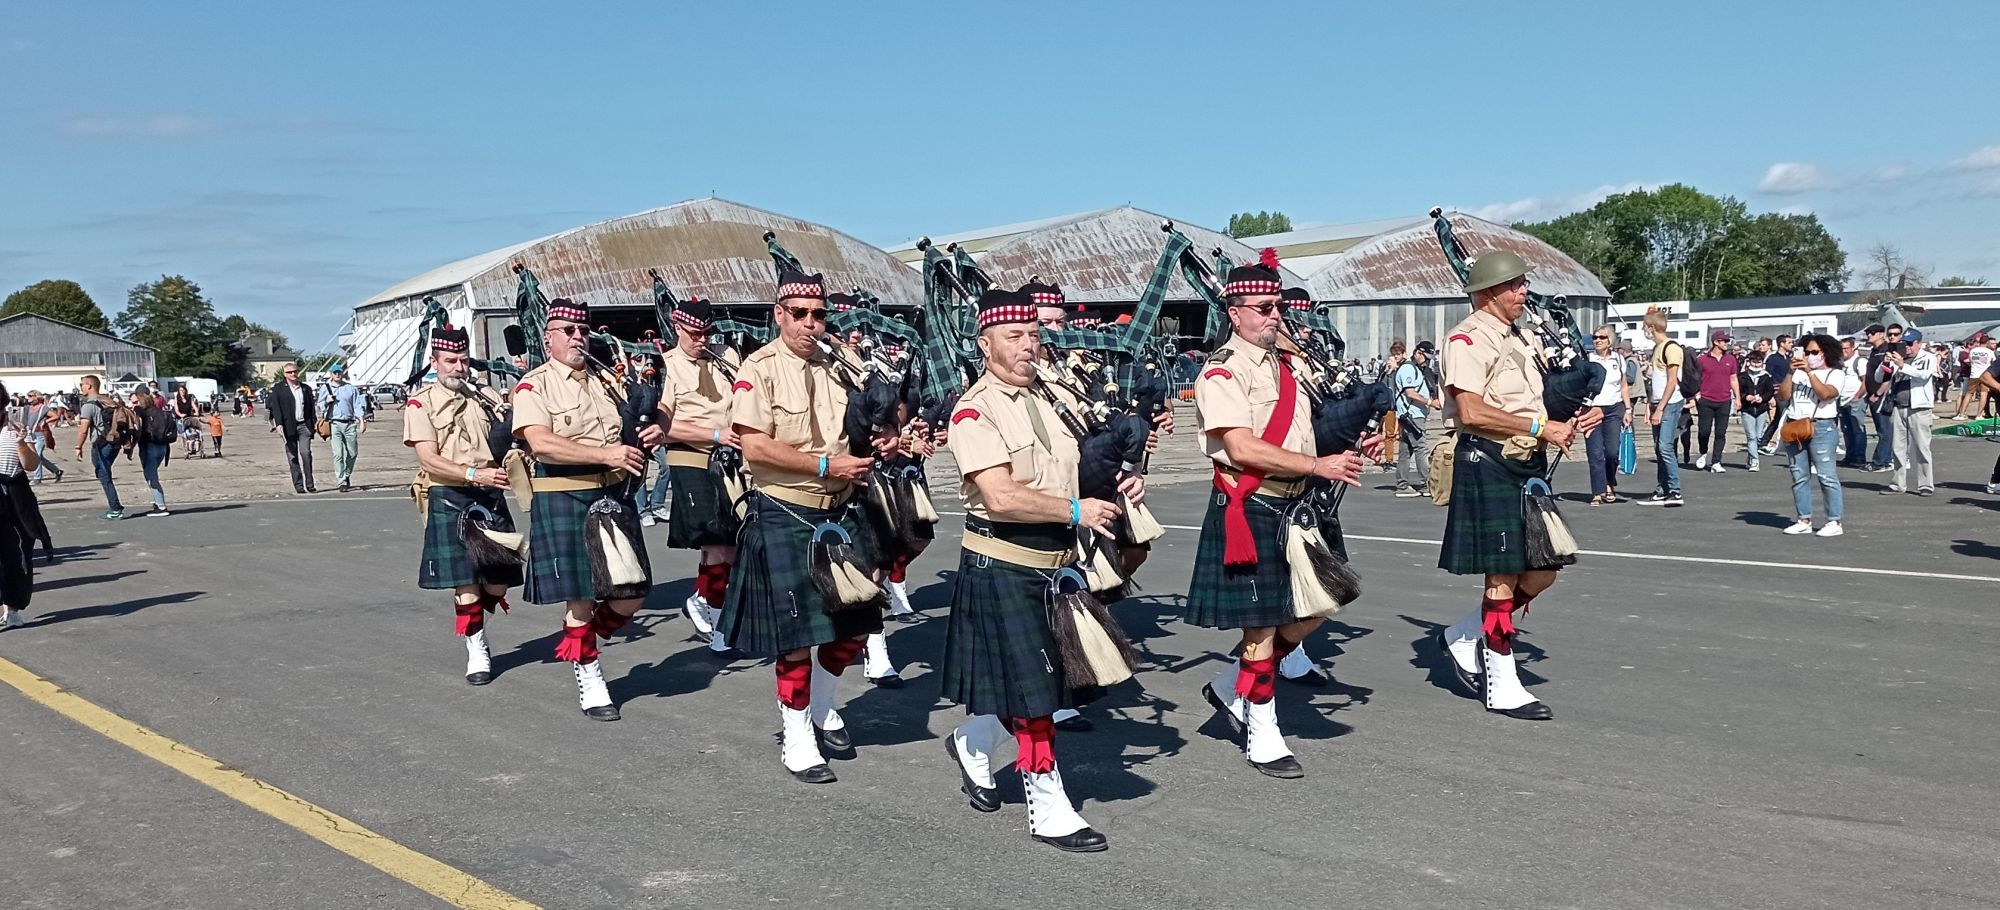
3, 436, 1996, 909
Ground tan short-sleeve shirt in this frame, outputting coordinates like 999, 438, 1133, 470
1194, 333, 1316, 468
661, 345, 733, 453
1440, 308, 1548, 439
510, 359, 623, 448
730, 341, 850, 496
949, 374, 1081, 521
402, 382, 501, 479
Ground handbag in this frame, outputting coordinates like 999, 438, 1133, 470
1780, 417, 1813, 445
315, 416, 331, 439
1618, 425, 1637, 475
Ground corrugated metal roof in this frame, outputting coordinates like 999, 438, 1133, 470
972, 206, 1307, 304
1306, 212, 1610, 302
360, 197, 925, 311
884, 209, 1116, 262
1238, 216, 1430, 259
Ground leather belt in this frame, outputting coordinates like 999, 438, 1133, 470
665, 450, 711, 469
1217, 467, 1306, 499
531, 470, 624, 493
757, 484, 852, 510
961, 532, 1073, 570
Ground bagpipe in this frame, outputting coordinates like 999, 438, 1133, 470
911, 237, 989, 429
1428, 208, 1603, 423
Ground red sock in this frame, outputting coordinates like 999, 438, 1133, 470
554, 623, 599, 663
591, 605, 630, 640
478, 591, 510, 615
1481, 596, 1517, 654
1236, 654, 1277, 704
1272, 636, 1300, 662
887, 555, 910, 585
703, 563, 732, 609
453, 599, 484, 636
1515, 590, 1538, 617
776, 657, 812, 709
1005, 716, 1056, 774
817, 638, 864, 675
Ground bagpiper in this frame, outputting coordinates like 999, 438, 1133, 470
1269, 284, 1335, 688
656, 295, 744, 659
1434, 251, 1600, 720
1188, 260, 1362, 778
718, 264, 897, 783
403, 325, 524, 686
512, 297, 664, 721
941, 288, 1141, 852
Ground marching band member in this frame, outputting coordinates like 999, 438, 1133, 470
1271, 285, 1333, 687
404, 325, 523, 686
1189, 261, 1362, 778
658, 296, 744, 659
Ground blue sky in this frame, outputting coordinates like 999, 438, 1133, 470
4, 1, 1995, 350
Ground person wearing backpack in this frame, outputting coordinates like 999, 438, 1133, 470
132, 389, 176, 516
1638, 311, 1686, 506
72, 375, 128, 520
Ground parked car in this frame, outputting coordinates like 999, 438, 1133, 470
370, 384, 407, 408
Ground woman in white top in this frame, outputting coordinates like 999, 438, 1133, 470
1778, 334, 1859, 537
0, 381, 41, 628
1583, 328, 1632, 504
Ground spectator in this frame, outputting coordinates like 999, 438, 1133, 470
1382, 340, 1405, 472
1877, 328, 1937, 496
267, 363, 317, 494
1692, 330, 1740, 472
323, 364, 367, 493
1638, 310, 1685, 506
1779, 333, 1859, 537
1862, 324, 1899, 471
131, 390, 175, 516
18, 390, 64, 484
1736, 351, 1775, 473
1757, 334, 1795, 455
208, 410, 225, 457
1836, 336, 1870, 468
1951, 334, 1994, 419
74, 374, 126, 520
0, 384, 39, 630
1391, 340, 1439, 497
1584, 326, 1632, 503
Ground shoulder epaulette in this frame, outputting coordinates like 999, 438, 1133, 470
1205, 347, 1235, 365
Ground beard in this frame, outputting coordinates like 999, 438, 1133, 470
439, 374, 469, 393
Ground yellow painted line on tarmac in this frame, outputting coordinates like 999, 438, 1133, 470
0, 655, 542, 910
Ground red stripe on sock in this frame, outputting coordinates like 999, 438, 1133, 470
776, 657, 812, 709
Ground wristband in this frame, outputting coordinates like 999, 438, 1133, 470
1069, 498, 1082, 526
711, 428, 721, 444
817, 455, 828, 478
1529, 417, 1543, 438
465, 466, 476, 482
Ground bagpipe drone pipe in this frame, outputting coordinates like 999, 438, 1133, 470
1428, 208, 1603, 422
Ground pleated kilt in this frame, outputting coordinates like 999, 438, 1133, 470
418, 485, 523, 590
524, 486, 652, 604
666, 463, 737, 549
717, 491, 883, 656
1439, 434, 1556, 576
1184, 488, 1300, 630
938, 525, 1103, 718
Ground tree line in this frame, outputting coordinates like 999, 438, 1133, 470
1, 277, 289, 385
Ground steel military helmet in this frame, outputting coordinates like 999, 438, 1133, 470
1463, 250, 1535, 294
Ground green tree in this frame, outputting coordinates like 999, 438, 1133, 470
1226, 211, 1293, 238
1711, 213, 1850, 297
1940, 275, 1987, 287
116, 275, 229, 378
220, 313, 288, 351
1, 279, 111, 332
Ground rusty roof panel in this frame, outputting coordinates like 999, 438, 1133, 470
973, 206, 1306, 303
1306, 212, 1609, 302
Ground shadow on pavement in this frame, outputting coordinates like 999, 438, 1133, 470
165, 504, 248, 516
1951, 539, 2000, 560
26, 590, 203, 627
1949, 496, 2000, 513
1737, 510, 1796, 529
35, 570, 146, 592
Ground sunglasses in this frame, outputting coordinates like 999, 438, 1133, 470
784, 305, 828, 321
1593, 334, 1612, 340
552, 325, 590, 337
1230, 302, 1280, 316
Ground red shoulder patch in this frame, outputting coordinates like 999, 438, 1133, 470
951, 408, 980, 425
731, 380, 753, 393
513, 382, 535, 394
1448, 333, 1475, 346
1201, 368, 1232, 380
405, 399, 422, 408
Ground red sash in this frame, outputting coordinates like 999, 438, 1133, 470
1213, 352, 1299, 566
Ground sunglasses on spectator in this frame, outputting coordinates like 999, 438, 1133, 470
1230, 302, 1280, 316
784, 305, 828, 321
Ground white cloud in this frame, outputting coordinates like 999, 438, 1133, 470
1952, 145, 2000, 171
1468, 182, 1652, 224
1757, 162, 1837, 194
59, 114, 215, 140
1868, 163, 1910, 185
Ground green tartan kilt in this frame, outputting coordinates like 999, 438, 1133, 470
1185, 490, 1301, 630
524, 487, 653, 604
419, 486, 523, 590
938, 548, 1103, 718
717, 491, 884, 656
666, 463, 738, 549
1439, 435, 1561, 576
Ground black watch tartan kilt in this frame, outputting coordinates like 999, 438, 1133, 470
524, 486, 653, 604
1439, 434, 1559, 576
1184, 488, 1302, 630
717, 491, 884, 656
938, 548, 1104, 719
666, 463, 739, 549
419, 485, 523, 590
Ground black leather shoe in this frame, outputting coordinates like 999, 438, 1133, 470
1032, 828, 1108, 853
339, 483, 350, 493
791, 763, 837, 784
294, 486, 306, 494
465, 671, 492, 686
708, 646, 745, 661
1487, 701, 1554, 721
944, 738, 1001, 812
892, 611, 922, 624
305, 487, 318, 494
1202, 683, 1245, 737
1438, 631, 1481, 697
583, 705, 620, 721
1248, 755, 1305, 779
868, 673, 905, 689
1053, 714, 1093, 732
815, 726, 855, 756
1280, 667, 1329, 687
